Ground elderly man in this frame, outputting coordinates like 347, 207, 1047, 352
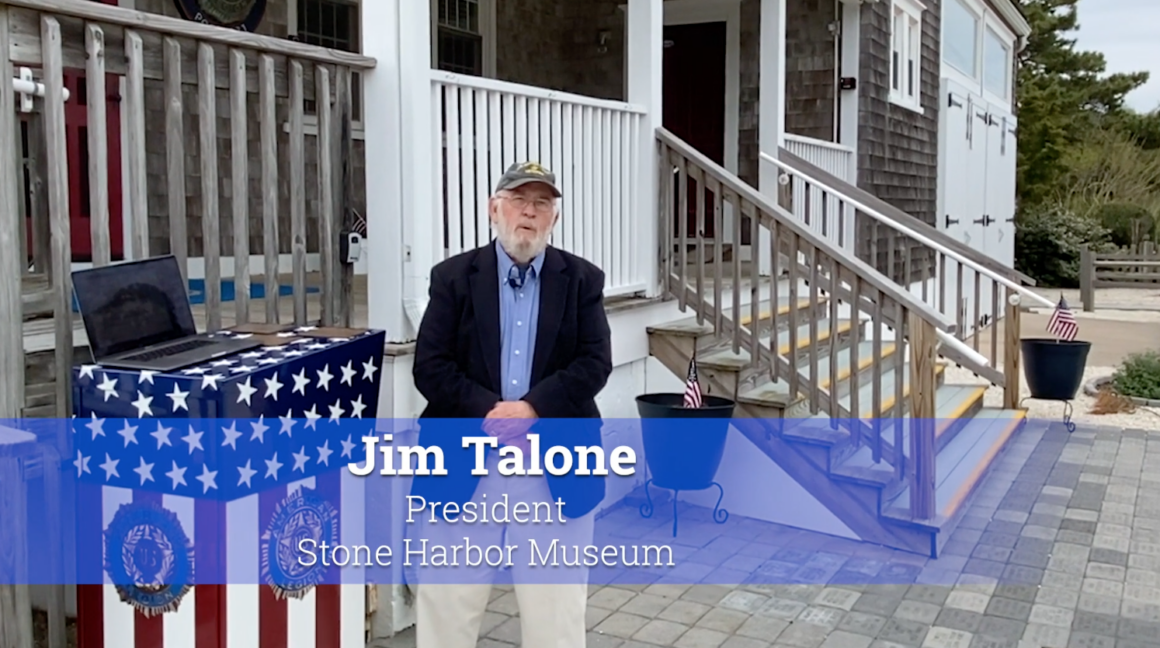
410, 161, 613, 648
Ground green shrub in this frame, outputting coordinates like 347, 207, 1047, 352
1015, 207, 1114, 287
1112, 350, 1160, 401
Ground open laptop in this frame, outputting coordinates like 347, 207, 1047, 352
72, 255, 262, 372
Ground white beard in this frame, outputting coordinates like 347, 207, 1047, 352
494, 220, 551, 264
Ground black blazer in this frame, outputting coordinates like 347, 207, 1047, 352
410, 242, 613, 518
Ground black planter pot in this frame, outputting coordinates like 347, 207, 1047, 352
634, 393, 735, 535
1021, 338, 1092, 401
635, 393, 735, 491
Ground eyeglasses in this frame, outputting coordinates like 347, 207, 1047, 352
501, 195, 556, 213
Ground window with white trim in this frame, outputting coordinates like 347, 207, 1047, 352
983, 25, 1010, 99
890, 0, 924, 112
943, 0, 978, 77
290, 0, 363, 125
435, 0, 484, 75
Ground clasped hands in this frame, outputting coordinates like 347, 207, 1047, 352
483, 400, 537, 453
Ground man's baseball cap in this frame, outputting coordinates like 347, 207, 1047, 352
494, 161, 562, 197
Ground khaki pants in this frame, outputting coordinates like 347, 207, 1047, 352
411, 452, 595, 648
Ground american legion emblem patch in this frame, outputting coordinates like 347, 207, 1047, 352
103, 501, 196, 616
260, 487, 340, 600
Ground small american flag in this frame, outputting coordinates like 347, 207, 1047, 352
1047, 294, 1079, 341
350, 209, 368, 237
683, 356, 703, 408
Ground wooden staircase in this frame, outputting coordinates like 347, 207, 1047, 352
649, 129, 1031, 557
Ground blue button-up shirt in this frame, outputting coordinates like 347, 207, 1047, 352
496, 240, 543, 401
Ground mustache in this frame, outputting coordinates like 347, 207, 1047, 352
494, 222, 550, 262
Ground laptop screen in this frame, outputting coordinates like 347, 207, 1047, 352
72, 256, 199, 360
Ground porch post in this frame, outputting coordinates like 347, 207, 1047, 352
757, 0, 786, 194
363, 0, 407, 344
397, 0, 437, 336
361, 0, 429, 638
838, 0, 860, 183
363, 0, 435, 346
626, 0, 664, 297
757, 0, 786, 276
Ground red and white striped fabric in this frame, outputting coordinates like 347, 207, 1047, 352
75, 469, 366, 648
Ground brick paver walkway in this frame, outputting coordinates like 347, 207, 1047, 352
375, 420, 1160, 648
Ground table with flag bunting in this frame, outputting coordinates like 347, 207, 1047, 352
68, 325, 386, 648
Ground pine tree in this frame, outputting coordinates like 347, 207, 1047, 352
1015, 0, 1149, 208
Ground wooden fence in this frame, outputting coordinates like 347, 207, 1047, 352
1080, 243, 1160, 311
1, 0, 376, 645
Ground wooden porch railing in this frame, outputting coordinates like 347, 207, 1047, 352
1, 1, 376, 645
4, 0, 376, 412
431, 72, 650, 297
762, 149, 1046, 397
658, 127, 952, 520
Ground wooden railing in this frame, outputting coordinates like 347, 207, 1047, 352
762, 149, 1046, 392
1080, 243, 1160, 311
3, 0, 376, 413
1, 1, 376, 644
658, 127, 954, 519
432, 72, 650, 297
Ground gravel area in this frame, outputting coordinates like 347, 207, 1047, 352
944, 364, 1160, 429
1027, 307, 1160, 324
1028, 287, 1160, 321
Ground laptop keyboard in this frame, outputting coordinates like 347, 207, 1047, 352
118, 339, 216, 362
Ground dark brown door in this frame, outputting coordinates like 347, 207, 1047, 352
663, 21, 726, 239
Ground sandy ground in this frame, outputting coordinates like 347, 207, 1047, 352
949, 287, 1160, 429
945, 364, 1160, 430
1028, 286, 1160, 320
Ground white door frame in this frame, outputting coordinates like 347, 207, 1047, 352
660, 0, 743, 253
661, 0, 741, 177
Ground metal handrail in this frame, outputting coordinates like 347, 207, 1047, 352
760, 150, 1054, 310
939, 329, 990, 367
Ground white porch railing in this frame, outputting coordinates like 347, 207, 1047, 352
431, 72, 650, 297
783, 134, 855, 181
781, 134, 857, 254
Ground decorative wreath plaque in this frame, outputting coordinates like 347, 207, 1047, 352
172, 0, 267, 32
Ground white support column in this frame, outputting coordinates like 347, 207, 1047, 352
838, 0, 861, 255
626, 0, 664, 297
839, 0, 860, 183
758, 0, 786, 194
758, 0, 786, 275
364, 0, 430, 347
361, 1, 426, 638
397, 0, 437, 334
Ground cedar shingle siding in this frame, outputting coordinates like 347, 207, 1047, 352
784, 0, 837, 142
131, 0, 367, 260
554, 0, 762, 188
855, 0, 941, 284
121, 0, 936, 281
739, 0, 760, 188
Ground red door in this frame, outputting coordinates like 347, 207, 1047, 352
663, 21, 727, 240
62, 64, 124, 262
